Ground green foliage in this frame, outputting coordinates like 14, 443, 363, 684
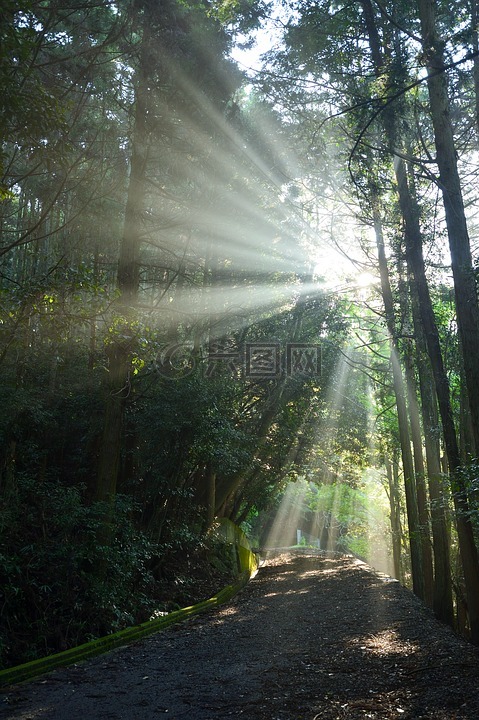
208, 0, 266, 32
0, 1, 66, 150
0, 478, 159, 668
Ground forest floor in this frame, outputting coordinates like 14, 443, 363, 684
1, 550, 479, 720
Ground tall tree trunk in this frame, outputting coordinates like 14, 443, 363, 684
398, 156, 479, 640
470, 0, 479, 134
409, 279, 454, 625
418, 0, 479, 454
372, 197, 424, 599
385, 455, 403, 582
403, 337, 434, 607
397, 248, 434, 606
459, 357, 476, 460
94, 28, 150, 506
395, 154, 457, 622
361, 0, 426, 596
409, 0, 479, 642
362, 0, 459, 626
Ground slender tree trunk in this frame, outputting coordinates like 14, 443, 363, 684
399, 154, 476, 631
470, 0, 479, 134
394, 1, 479, 641
94, 28, 150, 506
372, 198, 424, 598
418, 0, 479, 454
398, 153, 479, 642
361, 0, 426, 596
363, 0, 460, 616
394, 153, 457, 621
409, 280, 454, 625
390, 348, 425, 598
403, 337, 434, 607
88, 243, 99, 374
397, 248, 434, 605
385, 455, 403, 581
459, 358, 476, 460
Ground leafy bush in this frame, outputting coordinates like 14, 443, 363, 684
0, 477, 159, 668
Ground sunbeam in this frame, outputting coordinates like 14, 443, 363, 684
258, 345, 394, 576
263, 481, 309, 549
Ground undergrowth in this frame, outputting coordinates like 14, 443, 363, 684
0, 476, 228, 669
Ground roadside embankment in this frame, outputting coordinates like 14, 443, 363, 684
0, 519, 257, 688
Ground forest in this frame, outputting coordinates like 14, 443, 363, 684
2, 0, 479, 669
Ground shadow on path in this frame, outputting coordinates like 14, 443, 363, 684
1, 552, 478, 719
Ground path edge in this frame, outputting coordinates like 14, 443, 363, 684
0, 534, 258, 688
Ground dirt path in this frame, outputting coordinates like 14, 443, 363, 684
1, 552, 479, 720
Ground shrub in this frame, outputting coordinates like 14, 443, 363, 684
0, 477, 159, 668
